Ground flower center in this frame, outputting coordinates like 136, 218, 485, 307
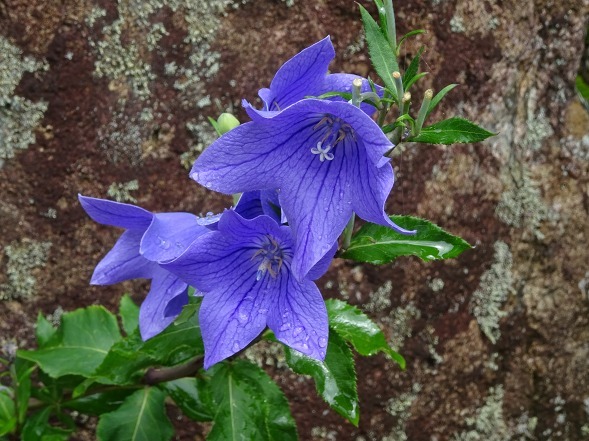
252, 236, 285, 281
310, 115, 354, 162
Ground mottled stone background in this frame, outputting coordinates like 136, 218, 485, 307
1, 0, 588, 439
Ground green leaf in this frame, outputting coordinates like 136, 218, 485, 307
360, 5, 399, 95
208, 116, 222, 136
0, 389, 16, 436
35, 313, 57, 349
160, 377, 214, 422
341, 215, 471, 264
284, 332, 358, 425
96, 388, 173, 441
576, 75, 589, 109
208, 360, 297, 441
402, 46, 424, 89
409, 117, 495, 144
426, 83, 458, 117
18, 306, 121, 378
13, 357, 35, 423
397, 29, 427, 54
63, 388, 138, 415
119, 294, 139, 335
403, 71, 428, 92
326, 299, 405, 368
94, 303, 203, 385
21, 408, 72, 441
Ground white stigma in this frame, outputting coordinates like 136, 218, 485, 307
310, 142, 335, 162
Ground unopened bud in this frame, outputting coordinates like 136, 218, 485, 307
217, 113, 240, 135
402, 92, 411, 103
414, 89, 434, 137
392, 71, 401, 79
352, 78, 363, 107
392, 71, 404, 101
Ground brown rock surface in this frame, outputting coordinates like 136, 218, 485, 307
1, 0, 588, 439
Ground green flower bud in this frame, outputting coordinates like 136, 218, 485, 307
217, 113, 240, 135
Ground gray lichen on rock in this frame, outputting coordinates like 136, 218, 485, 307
495, 169, 547, 234
107, 179, 139, 203
1, 239, 52, 300
470, 241, 513, 344
382, 383, 422, 441
0, 36, 48, 163
454, 386, 510, 441
180, 118, 220, 169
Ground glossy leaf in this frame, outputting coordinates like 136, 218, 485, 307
284, 332, 359, 426
160, 377, 214, 422
326, 299, 405, 368
341, 215, 471, 264
0, 389, 15, 437
118, 294, 139, 335
360, 5, 398, 95
403, 46, 424, 89
96, 388, 173, 441
408, 117, 495, 144
18, 306, 121, 378
208, 360, 297, 441
35, 313, 57, 349
94, 303, 203, 385
426, 83, 458, 117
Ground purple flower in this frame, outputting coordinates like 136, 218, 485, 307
78, 195, 209, 340
162, 210, 334, 369
191, 98, 414, 280
254, 36, 378, 114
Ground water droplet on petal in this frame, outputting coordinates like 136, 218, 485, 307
237, 310, 249, 324
258, 308, 268, 314
300, 343, 309, 351
205, 182, 212, 188
293, 326, 304, 337
319, 350, 326, 358
191, 172, 199, 181
318, 337, 328, 348
157, 236, 171, 250
175, 241, 183, 249
279, 322, 291, 332
232, 342, 240, 352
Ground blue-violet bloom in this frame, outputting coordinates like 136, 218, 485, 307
79, 195, 209, 340
191, 99, 414, 280
162, 209, 334, 369
254, 36, 379, 115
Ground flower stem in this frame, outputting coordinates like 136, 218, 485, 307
342, 213, 355, 251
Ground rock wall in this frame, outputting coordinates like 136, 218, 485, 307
1, 0, 588, 439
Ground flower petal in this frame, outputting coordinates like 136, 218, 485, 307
267, 274, 328, 361
306, 242, 337, 281
139, 269, 188, 340
199, 274, 274, 369
263, 36, 335, 111
78, 195, 152, 230
190, 114, 314, 194
234, 190, 281, 223
91, 230, 158, 285
163, 211, 290, 290
140, 212, 209, 263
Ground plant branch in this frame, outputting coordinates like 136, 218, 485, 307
143, 355, 204, 385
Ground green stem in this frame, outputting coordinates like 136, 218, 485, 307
342, 213, 356, 251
